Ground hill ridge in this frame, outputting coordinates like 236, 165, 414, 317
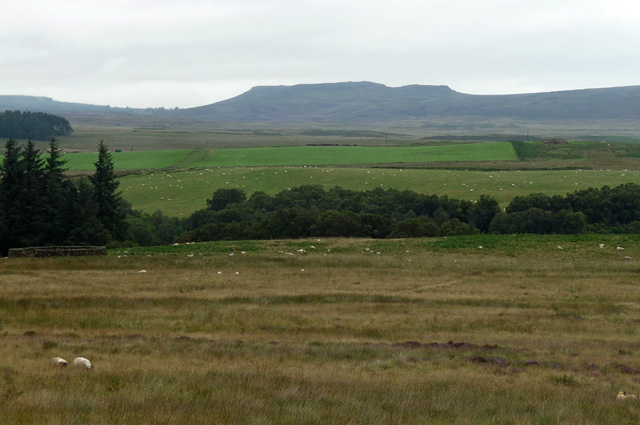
2, 81, 640, 126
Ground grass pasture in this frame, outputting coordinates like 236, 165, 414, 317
196, 143, 517, 167
120, 166, 640, 216
54, 126, 417, 152
2, 234, 640, 424
64, 149, 193, 171
56, 142, 516, 171
60, 139, 640, 216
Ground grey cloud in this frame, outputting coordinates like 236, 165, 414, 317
1, 0, 639, 107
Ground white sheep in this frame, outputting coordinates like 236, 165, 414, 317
617, 391, 637, 401
73, 357, 92, 369
50, 357, 68, 368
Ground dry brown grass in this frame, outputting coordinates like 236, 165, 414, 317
2, 235, 640, 423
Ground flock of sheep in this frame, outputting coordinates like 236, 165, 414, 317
50, 356, 91, 369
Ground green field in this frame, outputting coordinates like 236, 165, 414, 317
61, 149, 192, 170
3, 235, 640, 424
120, 167, 640, 216
195, 143, 516, 167
55, 142, 516, 171
4, 136, 640, 217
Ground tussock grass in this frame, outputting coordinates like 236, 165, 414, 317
2, 235, 640, 423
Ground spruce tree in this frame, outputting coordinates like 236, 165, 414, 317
65, 178, 110, 245
42, 137, 70, 244
89, 141, 126, 242
18, 139, 46, 246
0, 138, 24, 254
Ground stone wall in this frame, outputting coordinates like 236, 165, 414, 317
8, 246, 108, 258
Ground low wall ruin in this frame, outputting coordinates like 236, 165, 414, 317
8, 246, 108, 258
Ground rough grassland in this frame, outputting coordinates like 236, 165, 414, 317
2, 234, 640, 424
120, 167, 640, 216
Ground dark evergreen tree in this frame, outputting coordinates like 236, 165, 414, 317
0, 138, 23, 255
44, 137, 67, 182
0, 110, 73, 140
89, 141, 126, 242
64, 178, 110, 245
18, 139, 46, 246
42, 137, 70, 244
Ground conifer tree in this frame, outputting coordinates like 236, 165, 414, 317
89, 140, 126, 241
42, 137, 70, 244
0, 138, 24, 254
16, 140, 46, 246
65, 178, 109, 245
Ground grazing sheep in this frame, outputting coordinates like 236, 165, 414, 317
50, 357, 68, 368
617, 391, 637, 401
624, 256, 632, 261
73, 357, 92, 369
617, 247, 625, 251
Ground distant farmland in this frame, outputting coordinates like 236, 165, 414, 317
120, 167, 640, 216
58, 142, 517, 170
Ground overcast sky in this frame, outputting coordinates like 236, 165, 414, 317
2, 0, 639, 108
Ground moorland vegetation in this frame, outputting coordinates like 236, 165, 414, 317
2, 235, 640, 423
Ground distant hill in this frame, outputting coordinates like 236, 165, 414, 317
3, 82, 640, 130
179, 82, 640, 123
0, 95, 119, 114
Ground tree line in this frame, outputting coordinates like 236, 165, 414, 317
175, 182, 640, 243
0, 138, 127, 255
0, 111, 73, 140
1, 138, 182, 255
3, 137, 640, 253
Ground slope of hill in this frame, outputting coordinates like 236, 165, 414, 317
3, 82, 640, 132
180, 82, 640, 123
0, 95, 122, 113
